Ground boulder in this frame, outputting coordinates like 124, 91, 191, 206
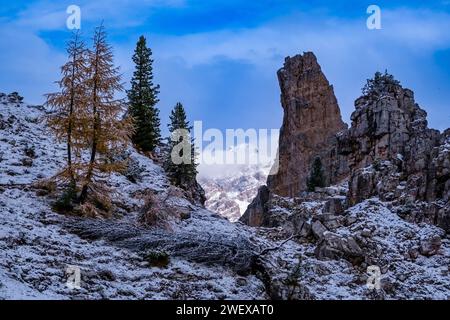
315, 232, 364, 263
311, 220, 327, 239
323, 197, 346, 215
419, 235, 442, 257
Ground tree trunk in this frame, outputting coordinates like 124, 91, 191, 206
67, 50, 76, 185
79, 50, 100, 204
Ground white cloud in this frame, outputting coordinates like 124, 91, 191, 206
0, 26, 65, 103
197, 139, 278, 179
152, 9, 450, 66
144, 8, 450, 129
12, 0, 187, 31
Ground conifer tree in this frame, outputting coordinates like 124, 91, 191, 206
165, 102, 198, 188
307, 157, 326, 192
46, 31, 89, 188
127, 36, 161, 152
362, 70, 400, 96
79, 25, 133, 204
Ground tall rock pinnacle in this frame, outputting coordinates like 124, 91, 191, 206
267, 52, 347, 197
242, 54, 449, 235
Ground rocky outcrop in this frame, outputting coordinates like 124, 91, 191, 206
241, 183, 348, 229
236, 56, 450, 299
431, 130, 450, 231
243, 55, 449, 234
315, 232, 364, 263
239, 186, 270, 227
267, 52, 348, 198
184, 179, 207, 206
241, 187, 450, 299
242, 53, 349, 225
340, 74, 450, 231
343, 82, 440, 201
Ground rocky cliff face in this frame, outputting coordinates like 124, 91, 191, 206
339, 74, 450, 232
342, 81, 440, 200
238, 63, 450, 299
267, 52, 348, 198
244, 59, 449, 234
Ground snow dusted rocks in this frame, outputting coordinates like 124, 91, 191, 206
0, 95, 64, 185
1, 92, 381, 300
0, 189, 266, 300
240, 186, 270, 226
341, 80, 450, 232
420, 235, 442, 257
315, 232, 363, 262
343, 83, 441, 203
261, 195, 450, 299
240, 55, 449, 299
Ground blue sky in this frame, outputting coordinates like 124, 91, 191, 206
1, 0, 450, 135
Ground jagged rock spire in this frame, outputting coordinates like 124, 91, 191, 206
267, 52, 347, 197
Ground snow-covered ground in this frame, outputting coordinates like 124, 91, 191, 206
264, 195, 450, 299
0, 187, 266, 299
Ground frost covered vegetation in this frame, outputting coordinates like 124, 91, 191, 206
0, 38, 449, 299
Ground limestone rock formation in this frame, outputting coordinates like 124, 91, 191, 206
343, 81, 440, 201
433, 130, 450, 231
267, 52, 348, 198
236, 56, 450, 299
243, 58, 449, 236
341, 73, 450, 231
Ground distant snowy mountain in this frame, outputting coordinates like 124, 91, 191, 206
198, 144, 274, 222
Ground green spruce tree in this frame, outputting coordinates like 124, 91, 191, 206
307, 157, 326, 192
165, 102, 198, 188
127, 36, 161, 152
